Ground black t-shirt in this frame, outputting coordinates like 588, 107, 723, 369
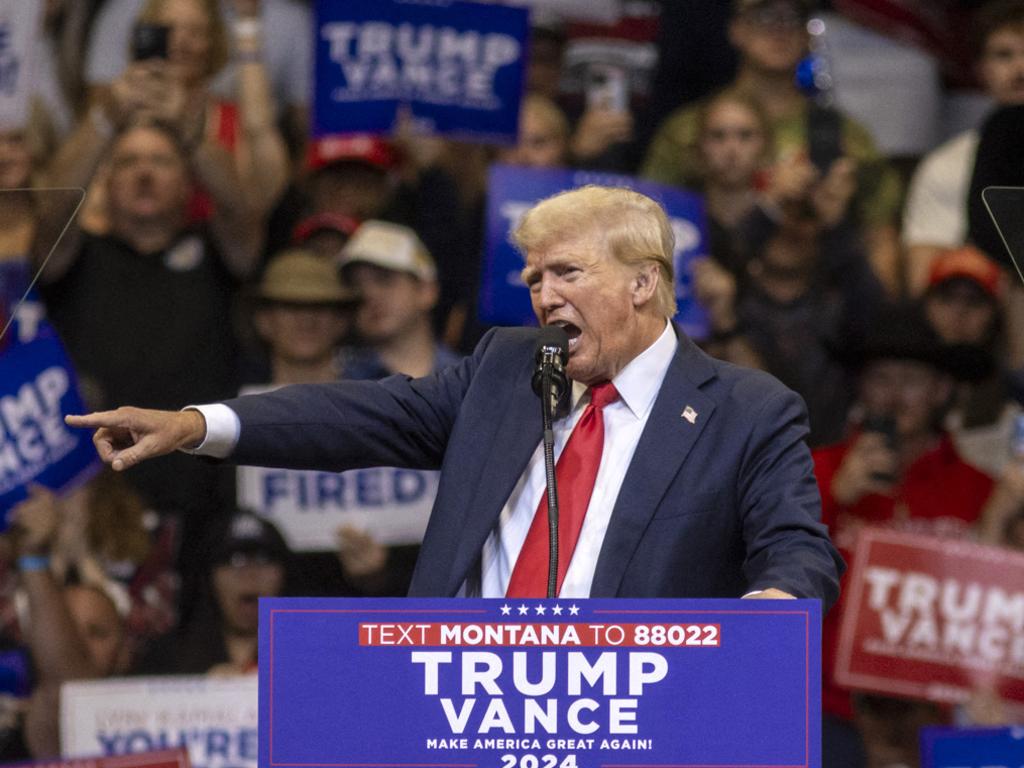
41, 231, 239, 520
42, 230, 239, 411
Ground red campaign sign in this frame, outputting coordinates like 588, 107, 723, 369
12, 748, 190, 768
835, 527, 1024, 705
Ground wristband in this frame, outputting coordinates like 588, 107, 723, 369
18, 554, 51, 572
233, 17, 263, 44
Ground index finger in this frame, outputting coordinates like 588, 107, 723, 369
65, 411, 126, 429
92, 428, 120, 464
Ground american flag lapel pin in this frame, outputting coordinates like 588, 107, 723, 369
681, 405, 698, 424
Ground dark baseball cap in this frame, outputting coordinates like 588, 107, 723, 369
206, 511, 290, 568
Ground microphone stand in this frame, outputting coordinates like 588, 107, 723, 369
540, 366, 559, 599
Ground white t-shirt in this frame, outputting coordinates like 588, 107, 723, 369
947, 402, 1022, 478
902, 128, 980, 249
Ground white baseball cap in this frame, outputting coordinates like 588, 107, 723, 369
338, 220, 437, 282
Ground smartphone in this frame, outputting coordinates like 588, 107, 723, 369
131, 23, 170, 61
862, 414, 898, 484
585, 64, 629, 112
807, 103, 843, 173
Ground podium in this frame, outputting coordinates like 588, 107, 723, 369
258, 598, 821, 768
982, 186, 1024, 285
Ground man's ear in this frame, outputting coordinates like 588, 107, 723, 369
417, 279, 440, 312
631, 263, 660, 308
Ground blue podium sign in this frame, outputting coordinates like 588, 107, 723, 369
259, 598, 821, 768
921, 726, 1024, 767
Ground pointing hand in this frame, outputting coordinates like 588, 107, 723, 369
65, 407, 207, 471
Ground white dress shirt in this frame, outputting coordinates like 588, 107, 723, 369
476, 322, 676, 597
190, 322, 678, 597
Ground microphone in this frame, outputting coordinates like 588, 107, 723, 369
531, 324, 569, 599
532, 325, 569, 407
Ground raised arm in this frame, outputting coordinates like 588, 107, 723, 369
179, 101, 263, 279
9, 488, 100, 757
229, 1, 291, 219
153, 71, 263, 280
31, 86, 127, 281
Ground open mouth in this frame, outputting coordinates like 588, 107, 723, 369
549, 320, 582, 352
238, 593, 261, 611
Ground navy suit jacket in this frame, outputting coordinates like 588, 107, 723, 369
225, 326, 843, 608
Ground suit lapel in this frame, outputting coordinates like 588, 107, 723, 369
589, 330, 718, 596
445, 363, 543, 593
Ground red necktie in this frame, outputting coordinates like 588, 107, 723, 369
506, 382, 620, 598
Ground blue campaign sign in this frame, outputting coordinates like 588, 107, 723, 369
481, 165, 710, 338
0, 262, 100, 520
921, 726, 1024, 767
313, 0, 530, 142
259, 598, 821, 768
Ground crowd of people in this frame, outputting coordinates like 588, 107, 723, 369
2, 0, 1024, 766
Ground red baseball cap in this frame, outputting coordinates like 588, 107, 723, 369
927, 245, 1004, 300
291, 212, 361, 245
307, 134, 399, 172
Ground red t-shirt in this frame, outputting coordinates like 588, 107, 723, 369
186, 101, 240, 223
813, 432, 993, 719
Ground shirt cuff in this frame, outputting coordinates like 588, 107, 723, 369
180, 403, 240, 459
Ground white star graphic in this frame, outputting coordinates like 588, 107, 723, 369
535, 605, 546, 615
518, 604, 530, 615
568, 604, 580, 616
500, 604, 511, 616
551, 605, 563, 616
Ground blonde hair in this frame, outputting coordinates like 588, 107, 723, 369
513, 185, 677, 317
685, 87, 773, 187
87, 470, 152, 565
137, 0, 228, 78
0, 98, 58, 175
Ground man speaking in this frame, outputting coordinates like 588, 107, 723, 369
68, 186, 842, 605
